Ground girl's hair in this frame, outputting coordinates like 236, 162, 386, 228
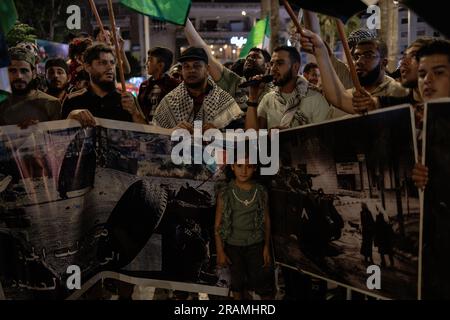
223, 141, 260, 181
224, 161, 260, 182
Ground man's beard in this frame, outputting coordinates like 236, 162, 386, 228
11, 80, 34, 96
243, 65, 265, 80
47, 81, 67, 95
184, 77, 206, 90
402, 78, 418, 89
274, 70, 293, 87
358, 63, 382, 87
91, 73, 116, 92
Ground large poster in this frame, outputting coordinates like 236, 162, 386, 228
422, 99, 450, 299
270, 106, 421, 299
0, 119, 226, 299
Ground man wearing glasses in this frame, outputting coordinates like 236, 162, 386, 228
352, 39, 407, 97
299, 30, 410, 115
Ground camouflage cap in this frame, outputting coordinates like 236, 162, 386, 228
8, 46, 36, 67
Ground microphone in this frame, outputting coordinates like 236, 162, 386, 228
238, 75, 273, 88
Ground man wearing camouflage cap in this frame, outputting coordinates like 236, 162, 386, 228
0, 47, 61, 126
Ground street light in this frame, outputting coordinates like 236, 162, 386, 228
242, 10, 246, 16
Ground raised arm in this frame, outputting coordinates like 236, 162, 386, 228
300, 29, 356, 114
184, 19, 224, 81
302, 10, 321, 35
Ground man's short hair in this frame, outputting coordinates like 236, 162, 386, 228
356, 39, 388, 59
303, 62, 318, 74
248, 47, 271, 63
416, 39, 450, 63
93, 26, 110, 40
45, 58, 69, 74
408, 37, 433, 50
273, 45, 301, 65
148, 47, 174, 73
83, 44, 115, 65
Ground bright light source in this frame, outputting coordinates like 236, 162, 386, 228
230, 36, 247, 48
219, 48, 223, 52
212, 51, 215, 55
224, 44, 228, 49
210, 45, 214, 49
232, 49, 236, 54
242, 10, 246, 16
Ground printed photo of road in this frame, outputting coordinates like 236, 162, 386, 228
270, 106, 420, 299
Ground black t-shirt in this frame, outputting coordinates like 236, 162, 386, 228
62, 88, 133, 122
378, 90, 417, 109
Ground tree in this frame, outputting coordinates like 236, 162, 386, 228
270, 0, 280, 52
286, 12, 360, 54
14, 0, 74, 42
378, 0, 399, 72
318, 14, 360, 53
6, 22, 37, 47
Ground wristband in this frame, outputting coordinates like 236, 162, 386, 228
247, 101, 259, 107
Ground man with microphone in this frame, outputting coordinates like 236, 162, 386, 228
245, 45, 332, 131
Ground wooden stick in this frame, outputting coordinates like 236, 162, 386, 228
88, 0, 105, 36
106, 0, 126, 92
335, 19, 362, 91
282, 0, 306, 37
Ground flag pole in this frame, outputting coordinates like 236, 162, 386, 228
106, 0, 126, 93
282, 0, 306, 37
88, 0, 106, 35
335, 19, 362, 92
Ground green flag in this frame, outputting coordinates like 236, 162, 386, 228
0, 0, 17, 103
0, 33, 11, 104
0, 0, 18, 34
119, 0, 191, 26
239, 16, 271, 58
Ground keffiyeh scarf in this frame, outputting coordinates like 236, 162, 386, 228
277, 76, 310, 127
154, 80, 243, 129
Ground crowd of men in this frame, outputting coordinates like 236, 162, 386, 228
1, 16, 448, 135
0, 9, 449, 300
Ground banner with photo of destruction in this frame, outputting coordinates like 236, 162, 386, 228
422, 99, 450, 299
0, 119, 227, 300
270, 105, 421, 299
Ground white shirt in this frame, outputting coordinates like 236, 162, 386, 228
257, 78, 332, 129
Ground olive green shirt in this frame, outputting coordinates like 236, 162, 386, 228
0, 90, 61, 125
220, 181, 266, 246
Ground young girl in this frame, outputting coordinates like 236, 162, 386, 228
214, 157, 275, 300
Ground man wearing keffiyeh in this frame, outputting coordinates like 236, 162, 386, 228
153, 47, 244, 132
245, 46, 332, 131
